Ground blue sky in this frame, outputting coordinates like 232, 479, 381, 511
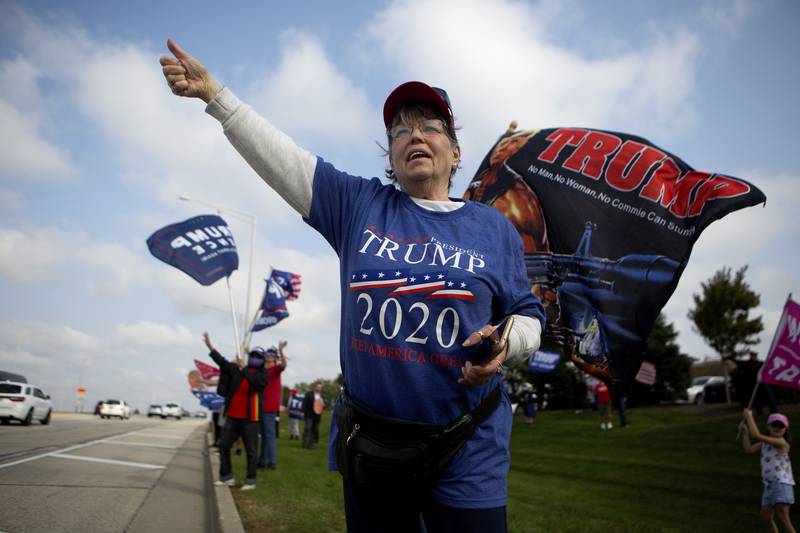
1, 0, 798, 412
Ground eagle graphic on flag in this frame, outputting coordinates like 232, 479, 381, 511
251, 277, 289, 331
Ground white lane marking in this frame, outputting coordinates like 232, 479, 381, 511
0, 427, 174, 470
127, 434, 186, 440
50, 453, 164, 470
104, 441, 178, 450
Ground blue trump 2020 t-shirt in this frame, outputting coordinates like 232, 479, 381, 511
306, 158, 544, 508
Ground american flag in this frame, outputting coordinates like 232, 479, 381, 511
349, 269, 410, 290
426, 276, 476, 301
634, 361, 657, 385
388, 271, 447, 296
271, 269, 302, 300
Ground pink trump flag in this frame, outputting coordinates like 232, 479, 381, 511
194, 359, 220, 380
760, 297, 800, 389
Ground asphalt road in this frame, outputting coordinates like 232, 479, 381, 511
0, 412, 213, 533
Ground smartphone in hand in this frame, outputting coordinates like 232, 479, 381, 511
476, 316, 515, 362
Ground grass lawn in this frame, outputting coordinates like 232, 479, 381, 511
230, 404, 798, 532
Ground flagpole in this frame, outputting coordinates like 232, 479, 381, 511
241, 213, 256, 353
225, 276, 243, 361
242, 270, 270, 351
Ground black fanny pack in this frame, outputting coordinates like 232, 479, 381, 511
335, 386, 501, 491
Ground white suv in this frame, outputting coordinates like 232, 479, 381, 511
100, 399, 131, 420
0, 381, 53, 425
161, 402, 182, 420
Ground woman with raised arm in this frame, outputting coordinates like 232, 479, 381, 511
163, 39, 544, 533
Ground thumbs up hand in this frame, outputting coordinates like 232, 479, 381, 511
159, 38, 221, 103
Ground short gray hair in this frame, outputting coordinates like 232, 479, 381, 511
381, 104, 460, 189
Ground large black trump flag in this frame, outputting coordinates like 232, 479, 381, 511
465, 127, 766, 383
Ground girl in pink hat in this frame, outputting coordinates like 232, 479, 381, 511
742, 409, 796, 532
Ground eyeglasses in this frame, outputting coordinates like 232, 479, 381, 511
389, 119, 446, 141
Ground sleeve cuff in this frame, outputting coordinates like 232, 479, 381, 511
205, 86, 240, 123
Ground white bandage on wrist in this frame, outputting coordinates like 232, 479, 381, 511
504, 315, 542, 365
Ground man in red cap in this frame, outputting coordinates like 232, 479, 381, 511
258, 341, 287, 469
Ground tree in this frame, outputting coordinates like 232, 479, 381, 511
630, 313, 693, 404
688, 265, 763, 403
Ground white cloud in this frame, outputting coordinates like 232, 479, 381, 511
0, 227, 79, 282
249, 30, 376, 147
110, 321, 196, 355
0, 321, 102, 363
0, 348, 49, 368
0, 319, 197, 411
0, 32, 78, 182
79, 242, 155, 296
364, 0, 699, 126
360, 0, 703, 185
0, 226, 157, 294
1, 9, 302, 229
0, 98, 77, 182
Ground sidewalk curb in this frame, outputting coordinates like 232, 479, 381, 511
206, 430, 246, 533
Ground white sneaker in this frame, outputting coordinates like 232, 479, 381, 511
240, 484, 256, 491
600, 423, 606, 430
214, 479, 235, 487
607, 423, 613, 429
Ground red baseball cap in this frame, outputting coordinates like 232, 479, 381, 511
383, 81, 455, 134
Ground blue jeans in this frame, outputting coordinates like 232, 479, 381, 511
258, 413, 278, 466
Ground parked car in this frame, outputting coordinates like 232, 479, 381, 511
99, 399, 131, 420
194, 411, 207, 418
0, 381, 52, 425
161, 402, 182, 420
94, 400, 103, 415
702, 377, 734, 404
147, 404, 163, 418
686, 376, 727, 404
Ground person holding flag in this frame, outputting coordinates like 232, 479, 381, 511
741, 409, 796, 532
162, 40, 544, 532
203, 332, 268, 491
258, 341, 287, 470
